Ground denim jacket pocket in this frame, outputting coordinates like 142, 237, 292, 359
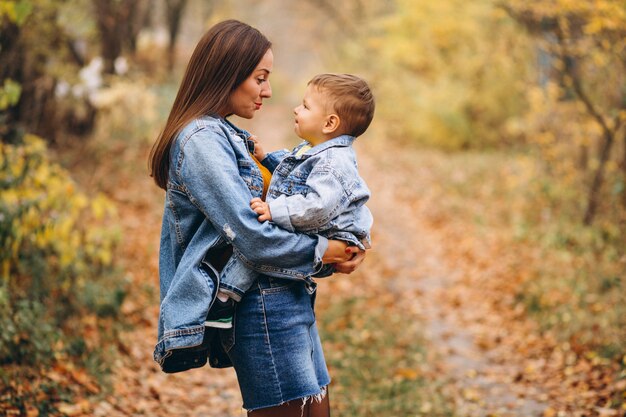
236, 159, 261, 195
274, 175, 309, 196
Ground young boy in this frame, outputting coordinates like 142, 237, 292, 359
206, 73, 375, 328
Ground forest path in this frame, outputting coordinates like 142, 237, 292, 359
354, 138, 548, 417
90, 105, 551, 417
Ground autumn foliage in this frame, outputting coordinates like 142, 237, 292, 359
0, 134, 126, 412
1, 0, 625, 415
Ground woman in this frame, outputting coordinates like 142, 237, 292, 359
149, 20, 365, 416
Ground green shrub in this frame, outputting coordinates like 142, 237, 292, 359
0, 134, 125, 367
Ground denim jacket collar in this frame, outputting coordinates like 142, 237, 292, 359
201, 114, 251, 139
299, 135, 355, 158
221, 116, 257, 153
223, 117, 250, 137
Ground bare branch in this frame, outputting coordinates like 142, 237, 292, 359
554, 22, 612, 139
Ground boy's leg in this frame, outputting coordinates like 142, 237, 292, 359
204, 296, 235, 329
205, 256, 259, 328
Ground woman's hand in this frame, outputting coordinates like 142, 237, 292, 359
322, 241, 367, 274
334, 247, 366, 274
322, 240, 350, 263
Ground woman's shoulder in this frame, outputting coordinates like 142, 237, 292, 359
172, 116, 248, 166
173, 116, 235, 154
178, 116, 227, 141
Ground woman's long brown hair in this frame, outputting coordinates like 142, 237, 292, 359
149, 20, 272, 189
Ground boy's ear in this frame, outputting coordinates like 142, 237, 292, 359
322, 114, 340, 134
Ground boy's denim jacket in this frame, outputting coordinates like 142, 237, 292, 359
265, 135, 372, 248
219, 135, 373, 300
153, 116, 327, 366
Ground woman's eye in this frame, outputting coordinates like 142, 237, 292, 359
257, 78, 266, 84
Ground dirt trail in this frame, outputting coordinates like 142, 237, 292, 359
95, 106, 550, 416
355, 137, 549, 416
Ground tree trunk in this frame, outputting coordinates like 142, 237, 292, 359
578, 144, 588, 170
0, 19, 23, 140
125, 0, 152, 54
93, 0, 148, 74
1, 10, 64, 142
622, 129, 626, 209
583, 129, 615, 225
165, 0, 189, 72
93, 0, 125, 74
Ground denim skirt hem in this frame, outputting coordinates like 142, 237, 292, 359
224, 276, 330, 411
243, 382, 331, 412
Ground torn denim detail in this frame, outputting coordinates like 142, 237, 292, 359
243, 385, 329, 414
299, 385, 328, 416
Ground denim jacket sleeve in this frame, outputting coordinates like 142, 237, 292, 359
261, 149, 289, 173
269, 163, 349, 233
176, 127, 326, 278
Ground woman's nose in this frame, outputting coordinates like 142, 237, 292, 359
261, 81, 272, 98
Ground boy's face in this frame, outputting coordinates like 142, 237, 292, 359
293, 85, 333, 145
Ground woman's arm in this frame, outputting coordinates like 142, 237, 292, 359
177, 128, 342, 278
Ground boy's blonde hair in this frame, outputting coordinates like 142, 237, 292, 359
308, 73, 375, 137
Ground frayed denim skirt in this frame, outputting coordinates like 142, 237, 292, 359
221, 275, 330, 411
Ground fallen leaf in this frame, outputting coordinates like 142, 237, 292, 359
394, 367, 420, 380
595, 408, 619, 417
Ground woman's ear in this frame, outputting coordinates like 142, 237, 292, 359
322, 114, 341, 135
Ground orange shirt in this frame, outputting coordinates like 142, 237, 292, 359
250, 153, 272, 200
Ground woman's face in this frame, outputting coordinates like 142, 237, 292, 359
225, 49, 274, 119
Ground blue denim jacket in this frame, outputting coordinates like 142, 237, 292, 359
266, 135, 372, 246
218, 135, 373, 300
153, 116, 327, 365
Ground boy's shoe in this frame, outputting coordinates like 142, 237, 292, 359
204, 297, 234, 329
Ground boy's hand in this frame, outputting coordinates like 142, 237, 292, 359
249, 135, 266, 161
250, 198, 272, 222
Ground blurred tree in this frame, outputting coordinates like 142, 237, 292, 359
0, 0, 161, 142
126, 0, 152, 54
0, 0, 90, 141
304, 0, 358, 35
92, 0, 151, 74
164, 0, 189, 72
503, 0, 626, 224
344, 0, 531, 150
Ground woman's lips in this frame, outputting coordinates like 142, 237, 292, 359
255, 102, 262, 109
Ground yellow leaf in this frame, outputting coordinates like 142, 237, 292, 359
543, 407, 557, 417
394, 367, 420, 380
462, 388, 481, 402
25, 406, 39, 417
